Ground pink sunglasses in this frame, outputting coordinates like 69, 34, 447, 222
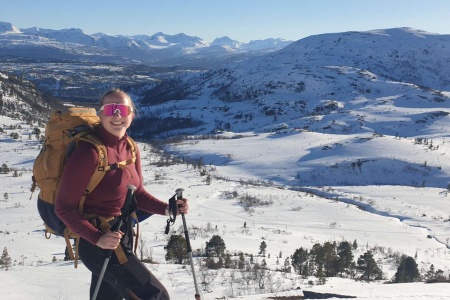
100, 103, 133, 116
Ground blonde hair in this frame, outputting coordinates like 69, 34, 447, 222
99, 88, 137, 113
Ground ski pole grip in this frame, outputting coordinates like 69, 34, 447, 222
122, 185, 137, 215
176, 188, 184, 200
176, 188, 185, 217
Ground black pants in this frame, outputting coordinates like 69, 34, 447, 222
79, 235, 169, 300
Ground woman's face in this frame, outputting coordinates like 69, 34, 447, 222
99, 94, 134, 138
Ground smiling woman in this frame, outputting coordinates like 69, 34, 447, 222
55, 88, 190, 299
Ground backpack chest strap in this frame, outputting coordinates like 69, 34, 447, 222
98, 157, 136, 172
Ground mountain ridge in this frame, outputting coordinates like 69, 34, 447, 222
0, 21, 293, 67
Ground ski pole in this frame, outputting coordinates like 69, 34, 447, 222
92, 185, 136, 300
176, 188, 201, 300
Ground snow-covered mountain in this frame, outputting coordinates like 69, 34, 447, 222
0, 21, 293, 67
212, 36, 242, 48
136, 27, 450, 136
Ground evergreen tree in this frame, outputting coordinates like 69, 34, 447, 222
352, 239, 358, 250
0, 247, 12, 271
310, 243, 325, 277
337, 241, 354, 277
323, 241, 338, 277
425, 264, 436, 282
0, 163, 10, 174
292, 247, 309, 276
434, 269, 448, 282
165, 235, 187, 264
357, 251, 382, 281
394, 256, 420, 283
262, 258, 267, 268
224, 253, 233, 268
259, 241, 267, 256
205, 235, 226, 257
238, 252, 245, 269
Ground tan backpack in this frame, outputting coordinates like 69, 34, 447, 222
31, 107, 137, 267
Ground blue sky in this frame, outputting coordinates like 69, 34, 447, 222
1, 0, 450, 42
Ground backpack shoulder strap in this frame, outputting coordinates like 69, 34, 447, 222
125, 136, 137, 164
76, 134, 109, 212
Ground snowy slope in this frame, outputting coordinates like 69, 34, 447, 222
1, 111, 450, 299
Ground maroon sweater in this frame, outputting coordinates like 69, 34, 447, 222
55, 126, 168, 245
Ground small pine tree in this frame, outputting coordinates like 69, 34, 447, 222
357, 251, 382, 281
394, 256, 420, 283
0, 247, 12, 271
292, 247, 309, 276
205, 174, 212, 185
283, 257, 291, 273
352, 239, 358, 250
224, 253, 233, 268
425, 264, 436, 282
205, 235, 226, 257
238, 252, 245, 269
0, 163, 9, 174
165, 235, 187, 264
259, 241, 267, 256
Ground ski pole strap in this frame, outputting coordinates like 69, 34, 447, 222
165, 194, 178, 234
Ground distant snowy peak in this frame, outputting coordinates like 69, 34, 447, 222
0, 21, 20, 34
212, 36, 242, 48
133, 32, 171, 46
21, 26, 96, 45
241, 38, 293, 51
169, 33, 209, 47
136, 32, 209, 47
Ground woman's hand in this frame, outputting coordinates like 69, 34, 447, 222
96, 231, 123, 249
177, 198, 189, 215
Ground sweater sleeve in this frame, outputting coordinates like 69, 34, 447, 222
55, 142, 104, 245
134, 145, 169, 215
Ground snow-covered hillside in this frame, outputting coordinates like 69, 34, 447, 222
1, 112, 450, 299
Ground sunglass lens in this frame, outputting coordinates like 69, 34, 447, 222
103, 104, 130, 116
115, 105, 130, 116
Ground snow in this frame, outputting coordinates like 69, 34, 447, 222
2, 25, 450, 299
1, 113, 450, 299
